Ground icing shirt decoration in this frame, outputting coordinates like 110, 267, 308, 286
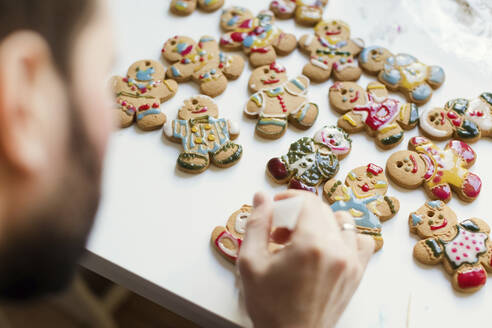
352, 93, 401, 131
444, 226, 487, 269
313, 126, 352, 157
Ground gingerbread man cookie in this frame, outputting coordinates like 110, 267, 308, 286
409, 201, 492, 293
162, 35, 245, 97
269, 0, 328, 26
420, 93, 492, 143
323, 164, 399, 251
267, 127, 352, 193
170, 0, 224, 16
298, 20, 364, 83
219, 7, 297, 67
387, 137, 482, 203
329, 81, 419, 149
110, 60, 178, 131
163, 95, 242, 173
359, 46, 445, 105
245, 62, 319, 139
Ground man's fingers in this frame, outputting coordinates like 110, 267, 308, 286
273, 189, 310, 202
333, 211, 357, 250
356, 234, 375, 269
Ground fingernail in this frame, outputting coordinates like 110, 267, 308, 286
253, 192, 265, 208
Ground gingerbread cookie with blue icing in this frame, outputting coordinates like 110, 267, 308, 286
269, 0, 328, 26
298, 20, 364, 83
170, 0, 224, 16
219, 7, 297, 67
410, 201, 492, 293
386, 136, 482, 203
329, 81, 419, 149
359, 46, 445, 105
163, 95, 242, 174
420, 93, 492, 143
162, 35, 244, 97
111, 59, 178, 131
323, 164, 399, 251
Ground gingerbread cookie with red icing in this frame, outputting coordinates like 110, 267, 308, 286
110, 59, 178, 131
219, 7, 297, 67
329, 81, 419, 149
298, 20, 364, 83
420, 93, 492, 143
170, 0, 224, 16
162, 35, 244, 97
409, 200, 492, 293
324, 164, 399, 251
245, 62, 319, 139
386, 136, 482, 203
269, 0, 328, 26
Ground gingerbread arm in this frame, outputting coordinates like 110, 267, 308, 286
285, 75, 309, 95
227, 119, 240, 140
244, 92, 264, 118
338, 111, 365, 132
396, 103, 419, 129
298, 34, 318, 54
322, 179, 347, 204
198, 35, 220, 53
444, 139, 477, 168
369, 196, 400, 222
413, 238, 444, 265
460, 218, 490, 234
163, 120, 183, 144
166, 62, 193, 82
152, 79, 179, 103
344, 38, 365, 56
219, 32, 243, 51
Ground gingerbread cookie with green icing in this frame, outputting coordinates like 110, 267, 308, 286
219, 7, 297, 67
323, 164, 399, 251
298, 20, 364, 83
269, 0, 328, 26
170, 0, 224, 16
245, 62, 319, 139
162, 35, 244, 97
409, 200, 492, 293
386, 136, 482, 203
358, 46, 445, 105
420, 93, 492, 143
329, 81, 419, 149
110, 59, 178, 131
163, 95, 242, 174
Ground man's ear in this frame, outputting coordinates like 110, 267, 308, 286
0, 31, 68, 176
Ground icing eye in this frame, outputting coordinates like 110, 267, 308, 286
427, 211, 435, 217
324, 26, 328, 30
337, 26, 341, 30
428, 220, 434, 225
263, 68, 269, 74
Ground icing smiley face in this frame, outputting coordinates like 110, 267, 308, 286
420, 107, 455, 139
359, 46, 393, 73
329, 82, 366, 111
220, 6, 253, 30
314, 20, 350, 41
409, 201, 458, 238
248, 62, 288, 92
386, 150, 427, 188
178, 95, 219, 120
126, 60, 166, 83
345, 164, 388, 198
162, 36, 197, 62
313, 126, 352, 159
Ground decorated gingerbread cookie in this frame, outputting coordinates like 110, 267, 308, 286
359, 46, 445, 105
110, 60, 178, 131
323, 164, 399, 251
298, 20, 364, 83
329, 81, 419, 149
420, 93, 492, 143
164, 95, 242, 173
162, 35, 245, 97
267, 126, 352, 193
170, 0, 224, 16
219, 7, 297, 67
245, 62, 319, 139
409, 201, 492, 293
269, 0, 328, 26
386, 136, 482, 203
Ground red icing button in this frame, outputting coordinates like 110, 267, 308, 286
267, 158, 289, 180
288, 179, 317, 194
462, 172, 482, 199
457, 268, 487, 289
431, 184, 451, 201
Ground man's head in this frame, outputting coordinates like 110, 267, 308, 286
0, 0, 114, 300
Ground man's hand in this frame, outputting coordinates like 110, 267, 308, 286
238, 190, 374, 328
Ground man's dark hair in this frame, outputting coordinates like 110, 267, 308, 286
0, 0, 93, 78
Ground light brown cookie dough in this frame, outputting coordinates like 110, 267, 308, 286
298, 20, 364, 83
329, 81, 419, 149
163, 95, 242, 174
269, 0, 328, 26
110, 59, 178, 131
220, 7, 297, 67
409, 201, 492, 293
324, 164, 399, 251
170, 0, 224, 16
162, 35, 244, 97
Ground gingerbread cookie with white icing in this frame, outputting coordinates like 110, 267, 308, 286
329, 81, 419, 149
420, 93, 492, 143
298, 20, 364, 83
409, 201, 492, 293
270, 0, 328, 26
170, 0, 224, 16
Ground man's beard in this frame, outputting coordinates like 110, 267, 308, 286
0, 100, 102, 301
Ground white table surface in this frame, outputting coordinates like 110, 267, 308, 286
83, 0, 492, 327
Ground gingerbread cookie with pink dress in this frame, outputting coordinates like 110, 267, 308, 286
269, 0, 328, 26
409, 201, 492, 293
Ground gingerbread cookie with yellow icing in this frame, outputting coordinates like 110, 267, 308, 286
329, 81, 419, 149
386, 136, 482, 203
219, 7, 297, 67
270, 0, 328, 26
359, 46, 445, 105
323, 164, 399, 251
409, 201, 492, 293
110, 59, 178, 131
162, 35, 244, 97
298, 20, 364, 83
170, 0, 224, 16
